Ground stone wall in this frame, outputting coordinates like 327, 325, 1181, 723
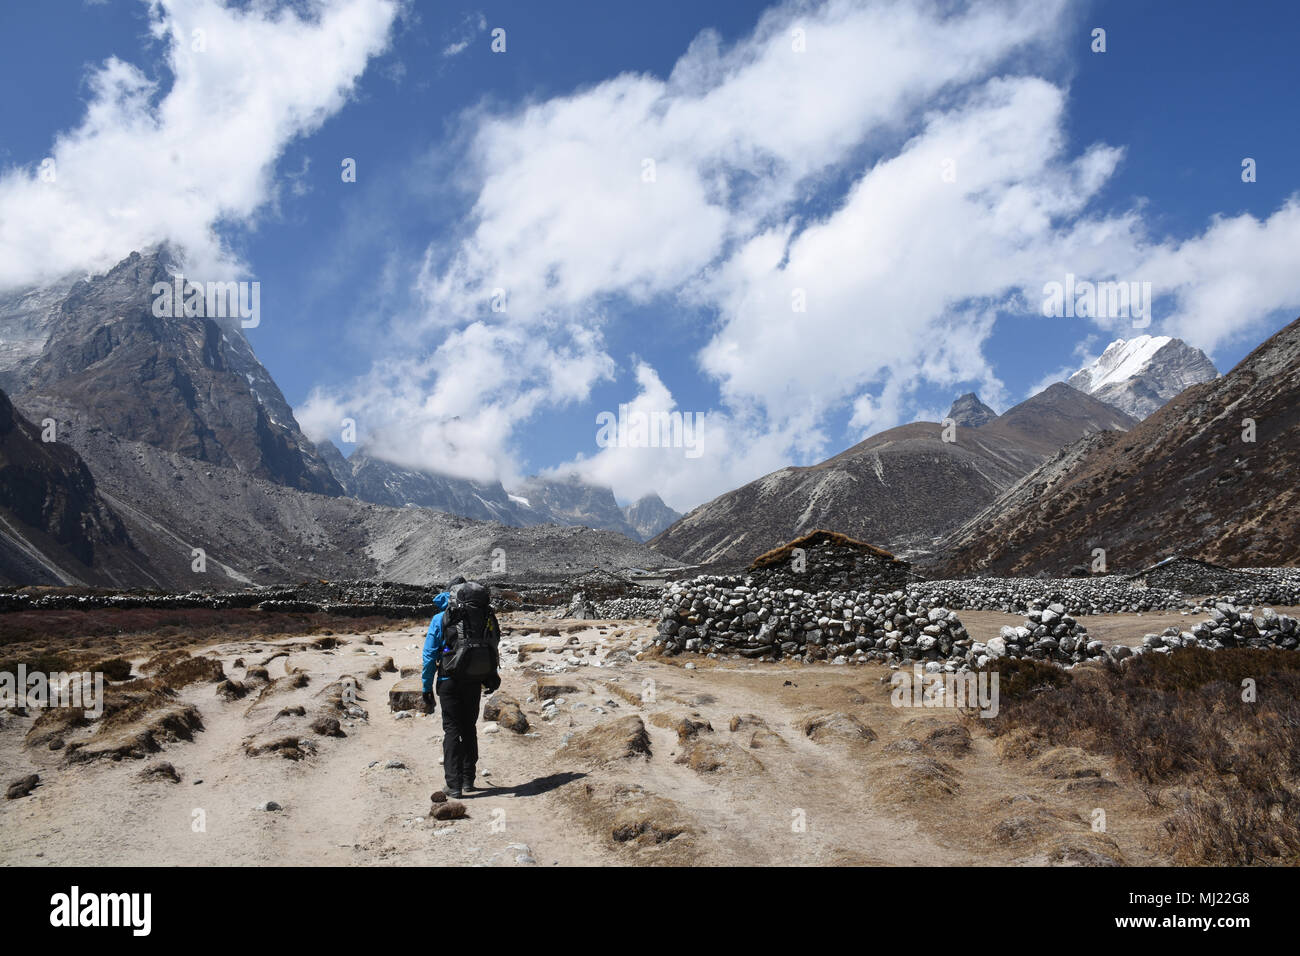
655, 578, 1299, 669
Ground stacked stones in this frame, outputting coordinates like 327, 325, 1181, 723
1206, 569, 1300, 609
977, 603, 1106, 666
656, 578, 974, 666
748, 534, 914, 593
558, 591, 598, 620
1137, 603, 1300, 653
1131, 558, 1254, 595
909, 577, 1190, 614
0, 580, 445, 615
592, 596, 659, 618
656, 578, 1300, 669
555, 591, 658, 619
907, 566, 1300, 616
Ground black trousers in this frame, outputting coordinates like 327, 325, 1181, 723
437, 678, 482, 791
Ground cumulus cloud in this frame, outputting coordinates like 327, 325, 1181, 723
542, 362, 811, 513
324, 0, 1081, 494
419, 0, 1073, 323
0, 0, 400, 289
1130, 200, 1300, 354
305, 0, 1300, 511
298, 320, 615, 485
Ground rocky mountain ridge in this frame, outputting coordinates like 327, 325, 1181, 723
1, 248, 341, 496
8, 414, 681, 588
938, 316, 1300, 575
0, 388, 162, 586
319, 442, 680, 541
1067, 334, 1218, 419
945, 392, 997, 427
650, 383, 1136, 566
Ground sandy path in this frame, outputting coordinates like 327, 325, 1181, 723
0, 612, 1193, 866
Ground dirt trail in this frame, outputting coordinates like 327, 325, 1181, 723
0, 614, 1182, 866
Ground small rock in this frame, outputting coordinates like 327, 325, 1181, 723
430, 801, 468, 821
6, 774, 39, 800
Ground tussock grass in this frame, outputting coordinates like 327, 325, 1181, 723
987, 648, 1300, 865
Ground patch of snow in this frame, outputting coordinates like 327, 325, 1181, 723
1080, 335, 1171, 390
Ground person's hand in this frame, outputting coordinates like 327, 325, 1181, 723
422, 691, 435, 712
485, 673, 501, 692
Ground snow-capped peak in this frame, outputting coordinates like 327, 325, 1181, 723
1078, 335, 1172, 391
1067, 335, 1218, 420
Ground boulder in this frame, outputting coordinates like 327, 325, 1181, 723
388, 677, 432, 714
533, 676, 581, 701
482, 693, 530, 734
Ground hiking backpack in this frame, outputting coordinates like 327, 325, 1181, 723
441, 581, 499, 681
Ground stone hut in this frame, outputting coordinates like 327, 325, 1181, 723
747, 530, 914, 592
1123, 555, 1251, 595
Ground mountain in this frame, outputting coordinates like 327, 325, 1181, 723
0, 388, 160, 586
0, 247, 682, 586
0, 278, 81, 395
513, 473, 640, 538
938, 316, 1300, 576
1066, 335, 1218, 419
0, 248, 341, 496
12, 413, 681, 588
322, 448, 673, 541
650, 383, 1136, 566
622, 493, 681, 541
946, 392, 996, 427
315, 438, 356, 496
344, 451, 522, 524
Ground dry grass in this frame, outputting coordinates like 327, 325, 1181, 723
0, 607, 406, 676
986, 648, 1300, 865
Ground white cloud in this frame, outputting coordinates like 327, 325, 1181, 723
1134, 199, 1300, 355
442, 12, 486, 57
330, 0, 1086, 500
548, 362, 810, 513
298, 320, 615, 485
419, 0, 1074, 323
0, 0, 400, 289
305, 0, 1300, 511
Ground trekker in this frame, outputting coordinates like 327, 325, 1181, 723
420, 576, 501, 798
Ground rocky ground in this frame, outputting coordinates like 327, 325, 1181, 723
6, 602, 1295, 867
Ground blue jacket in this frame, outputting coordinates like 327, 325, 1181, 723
420, 592, 452, 693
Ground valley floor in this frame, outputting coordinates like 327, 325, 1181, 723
3, 608, 1296, 867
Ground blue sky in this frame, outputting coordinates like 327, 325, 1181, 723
1, 0, 1298, 511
